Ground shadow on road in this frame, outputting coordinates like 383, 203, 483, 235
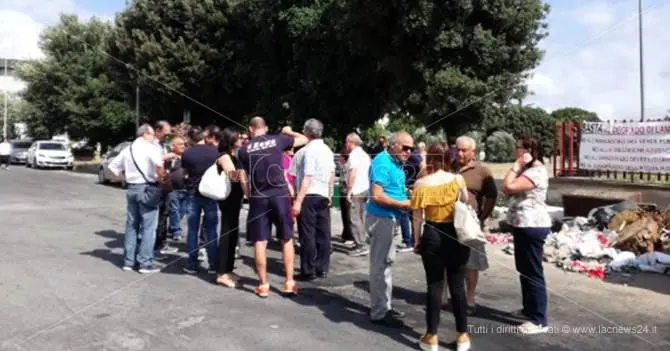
290, 286, 431, 350
353, 280, 424, 306
80, 230, 125, 268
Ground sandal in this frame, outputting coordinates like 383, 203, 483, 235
282, 280, 298, 296
216, 274, 237, 288
255, 284, 270, 298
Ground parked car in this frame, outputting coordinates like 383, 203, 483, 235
98, 141, 131, 187
9, 139, 32, 164
26, 140, 74, 169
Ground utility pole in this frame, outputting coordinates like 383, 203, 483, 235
135, 85, 140, 129
638, 0, 645, 122
3, 59, 7, 139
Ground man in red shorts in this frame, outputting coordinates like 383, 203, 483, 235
237, 117, 308, 297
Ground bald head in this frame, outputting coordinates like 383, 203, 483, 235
248, 116, 268, 138
249, 116, 266, 129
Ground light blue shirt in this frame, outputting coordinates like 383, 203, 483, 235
366, 150, 407, 218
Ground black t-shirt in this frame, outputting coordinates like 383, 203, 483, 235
167, 158, 185, 190
237, 134, 294, 197
403, 151, 423, 187
181, 144, 219, 194
217, 151, 244, 202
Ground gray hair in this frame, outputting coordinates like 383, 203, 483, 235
170, 135, 186, 146
346, 132, 363, 146
136, 124, 154, 137
456, 135, 476, 150
303, 118, 324, 139
387, 130, 410, 146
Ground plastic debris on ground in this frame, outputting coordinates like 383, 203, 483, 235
491, 201, 670, 279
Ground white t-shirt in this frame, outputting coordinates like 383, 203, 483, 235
506, 164, 551, 228
345, 146, 371, 195
0, 142, 12, 156
109, 138, 164, 184
293, 139, 335, 198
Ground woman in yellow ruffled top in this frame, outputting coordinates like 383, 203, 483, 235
411, 142, 472, 351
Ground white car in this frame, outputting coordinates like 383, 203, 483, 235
98, 141, 131, 187
26, 141, 74, 169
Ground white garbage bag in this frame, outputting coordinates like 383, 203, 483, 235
607, 251, 637, 271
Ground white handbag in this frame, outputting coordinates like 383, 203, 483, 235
198, 163, 232, 200
453, 190, 487, 246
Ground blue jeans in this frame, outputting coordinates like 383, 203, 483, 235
399, 210, 412, 246
187, 193, 219, 269
513, 227, 550, 326
169, 189, 190, 237
124, 184, 160, 269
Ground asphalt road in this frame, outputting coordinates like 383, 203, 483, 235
0, 167, 668, 351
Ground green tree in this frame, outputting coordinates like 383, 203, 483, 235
488, 105, 554, 158
485, 130, 516, 162
0, 93, 29, 139
550, 107, 600, 122
16, 14, 135, 149
111, 0, 549, 141
341, 0, 550, 136
110, 0, 240, 128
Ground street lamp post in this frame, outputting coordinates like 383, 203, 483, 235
3, 58, 7, 139
135, 85, 140, 129
638, 0, 645, 122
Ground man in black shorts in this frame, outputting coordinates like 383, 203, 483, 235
237, 117, 308, 297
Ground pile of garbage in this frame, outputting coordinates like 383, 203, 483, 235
495, 202, 670, 279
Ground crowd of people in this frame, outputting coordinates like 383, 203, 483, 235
108, 117, 552, 351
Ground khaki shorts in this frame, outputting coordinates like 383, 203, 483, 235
466, 242, 489, 271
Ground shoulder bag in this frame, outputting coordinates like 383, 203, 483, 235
129, 142, 165, 208
198, 157, 232, 200
453, 187, 487, 246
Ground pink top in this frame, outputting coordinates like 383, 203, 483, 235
282, 155, 296, 186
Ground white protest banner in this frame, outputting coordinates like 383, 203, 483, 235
579, 121, 670, 174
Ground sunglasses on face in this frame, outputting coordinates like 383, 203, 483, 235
401, 145, 414, 152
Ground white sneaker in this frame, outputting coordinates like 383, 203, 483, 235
518, 321, 549, 335
138, 267, 160, 274
456, 340, 471, 351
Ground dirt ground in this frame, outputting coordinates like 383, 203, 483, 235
484, 162, 554, 179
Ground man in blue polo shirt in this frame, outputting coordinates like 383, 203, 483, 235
366, 130, 414, 327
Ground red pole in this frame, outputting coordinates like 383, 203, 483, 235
568, 121, 574, 176
559, 122, 565, 176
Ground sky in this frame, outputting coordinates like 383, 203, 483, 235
0, 0, 669, 121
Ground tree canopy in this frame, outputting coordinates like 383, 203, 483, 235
16, 14, 135, 148
550, 107, 600, 122
108, 0, 550, 135
15, 0, 562, 150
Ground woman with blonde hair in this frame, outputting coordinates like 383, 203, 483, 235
411, 142, 471, 351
